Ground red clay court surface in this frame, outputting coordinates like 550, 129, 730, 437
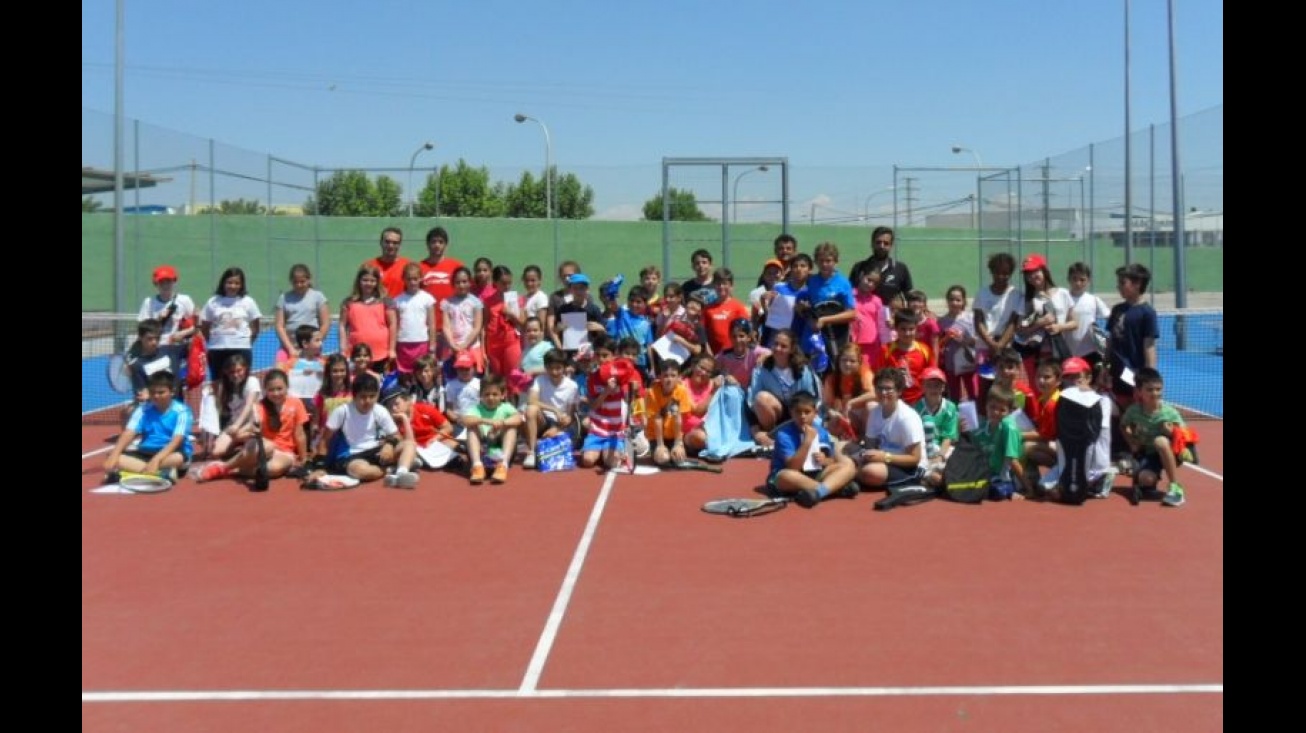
82, 421, 1223, 732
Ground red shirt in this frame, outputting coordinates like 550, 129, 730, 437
365, 256, 412, 300
419, 257, 465, 330
408, 401, 450, 447
881, 340, 931, 404
702, 298, 750, 355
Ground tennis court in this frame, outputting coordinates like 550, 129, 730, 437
82, 418, 1223, 732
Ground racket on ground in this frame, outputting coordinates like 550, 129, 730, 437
107, 354, 134, 395
702, 497, 789, 518
670, 459, 724, 474
252, 437, 270, 492
118, 471, 173, 494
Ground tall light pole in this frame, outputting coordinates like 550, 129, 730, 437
951, 145, 983, 169
514, 113, 553, 219
407, 141, 434, 217
732, 165, 768, 222
863, 186, 897, 222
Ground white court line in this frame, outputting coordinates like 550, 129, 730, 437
1183, 463, 1223, 482
83, 683, 1223, 703
518, 470, 618, 693
83, 445, 113, 460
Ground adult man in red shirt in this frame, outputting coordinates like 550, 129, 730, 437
418, 226, 465, 335
364, 226, 411, 299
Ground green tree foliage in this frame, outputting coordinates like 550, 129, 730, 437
82, 197, 104, 212
305, 170, 404, 216
216, 198, 267, 215
554, 171, 595, 220
417, 159, 505, 218
643, 187, 711, 222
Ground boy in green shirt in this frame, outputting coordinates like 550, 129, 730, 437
461, 373, 524, 485
1120, 367, 1188, 507
913, 366, 959, 473
971, 384, 1029, 499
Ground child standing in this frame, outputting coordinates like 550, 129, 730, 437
440, 266, 486, 375
392, 262, 438, 378
703, 269, 752, 356
850, 268, 885, 370
768, 390, 858, 508
273, 263, 331, 363
339, 264, 397, 374
905, 290, 941, 367
639, 265, 663, 315
1120, 367, 1188, 507
880, 310, 932, 405
972, 252, 1020, 376
1105, 263, 1159, 405
484, 265, 524, 378
201, 267, 262, 381
937, 285, 979, 402
1063, 262, 1111, 370
138, 264, 196, 359
520, 265, 551, 321
605, 285, 655, 378
461, 374, 524, 484
278, 325, 326, 445
104, 371, 194, 483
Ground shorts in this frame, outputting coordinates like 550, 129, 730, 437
327, 444, 386, 475
125, 448, 192, 473
767, 467, 825, 489
881, 463, 926, 487
582, 433, 626, 454
395, 342, 431, 374
1135, 451, 1182, 476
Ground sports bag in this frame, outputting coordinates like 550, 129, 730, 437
536, 433, 576, 473
941, 432, 990, 504
185, 331, 208, 389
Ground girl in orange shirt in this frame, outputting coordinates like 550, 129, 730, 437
196, 369, 309, 484
822, 343, 876, 441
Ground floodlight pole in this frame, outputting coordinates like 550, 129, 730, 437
732, 165, 768, 222
407, 141, 434, 217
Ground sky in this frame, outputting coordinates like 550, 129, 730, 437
81, 0, 1224, 220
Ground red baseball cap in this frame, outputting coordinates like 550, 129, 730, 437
920, 366, 947, 383
1061, 357, 1091, 376
454, 352, 475, 369
1021, 254, 1048, 272
152, 264, 178, 283
762, 259, 784, 272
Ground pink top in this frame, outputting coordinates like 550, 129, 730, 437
851, 291, 884, 346
343, 297, 394, 359
715, 345, 771, 388
681, 377, 715, 434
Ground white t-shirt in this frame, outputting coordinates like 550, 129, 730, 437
523, 291, 550, 320
326, 402, 399, 454
865, 403, 927, 469
202, 295, 263, 350
138, 294, 196, 341
532, 374, 580, 417
441, 294, 484, 347
973, 285, 1020, 357
1064, 291, 1111, 357
393, 290, 437, 343
445, 376, 481, 418
227, 375, 262, 418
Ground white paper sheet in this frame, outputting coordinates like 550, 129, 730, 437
561, 312, 589, 350
651, 334, 690, 364
503, 291, 520, 317
764, 293, 796, 330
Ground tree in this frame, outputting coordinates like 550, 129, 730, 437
82, 197, 104, 213
643, 187, 710, 222
417, 159, 504, 218
216, 198, 266, 215
502, 171, 545, 218
304, 170, 404, 216
554, 171, 595, 219
502, 167, 594, 219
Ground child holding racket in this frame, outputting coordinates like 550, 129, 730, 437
579, 337, 642, 471
195, 369, 310, 484
644, 358, 692, 466
767, 390, 858, 508
104, 371, 194, 484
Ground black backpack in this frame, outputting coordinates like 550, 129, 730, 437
1055, 390, 1106, 505
942, 432, 990, 504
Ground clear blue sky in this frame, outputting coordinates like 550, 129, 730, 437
82, 0, 1223, 219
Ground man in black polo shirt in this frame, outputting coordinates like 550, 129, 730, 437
849, 226, 913, 310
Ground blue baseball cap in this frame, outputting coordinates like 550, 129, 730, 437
568, 273, 591, 286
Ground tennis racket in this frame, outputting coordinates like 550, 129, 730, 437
252, 436, 270, 492
621, 383, 637, 474
118, 471, 174, 494
702, 496, 789, 518
669, 459, 724, 474
107, 354, 134, 394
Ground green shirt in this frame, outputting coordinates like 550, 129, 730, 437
971, 415, 1023, 477
471, 402, 519, 440
913, 397, 960, 456
1120, 401, 1185, 456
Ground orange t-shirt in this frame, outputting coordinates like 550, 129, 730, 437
643, 381, 694, 441
259, 395, 310, 454
365, 256, 412, 299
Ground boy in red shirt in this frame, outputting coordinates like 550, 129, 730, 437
381, 385, 458, 487
702, 268, 750, 355
880, 310, 932, 404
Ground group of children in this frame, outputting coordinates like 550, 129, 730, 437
104, 235, 1193, 509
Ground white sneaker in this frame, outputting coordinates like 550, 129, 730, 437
522, 453, 537, 470
394, 471, 419, 489
1093, 468, 1119, 498
383, 472, 399, 488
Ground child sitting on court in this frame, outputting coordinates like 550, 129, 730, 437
312, 373, 403, 485
1120, 367, 1190, 507
1049, 357, 1116, 500
767, 390, 858, 508
580, 337, 642, 470
104, 371, 194, 484
984, 347, 1040, 425
278, 324, 326, 444
380, 384, 458, 487
926, 383, 1029, 498
444, 351, 482, 423
461, 373, 524, 485
1024, 357, 1063, 490
644, 358, 693, 466
913, 366, 959, 475
522, 348, 582, 470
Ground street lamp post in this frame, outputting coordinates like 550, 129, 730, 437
407, 141, 434, 217
731, 165, 768, 222
862, 186, 897, 222
514, 113, 553, 219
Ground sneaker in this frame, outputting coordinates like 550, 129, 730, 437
1140, 487, 1167, 502
469, 463, 487, 484
522, 453, 537, 470
159, 467, 178, 483
383, 472, 399, 488
196, 462, 229, 483
104, 470, 121, 485
834, 483, 859, 499
793, 488, 821, 508
1162, 484, 1186, 507
1093, 468, 1119, 499
394, 471, 419, 490
491, 464, 509, 484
